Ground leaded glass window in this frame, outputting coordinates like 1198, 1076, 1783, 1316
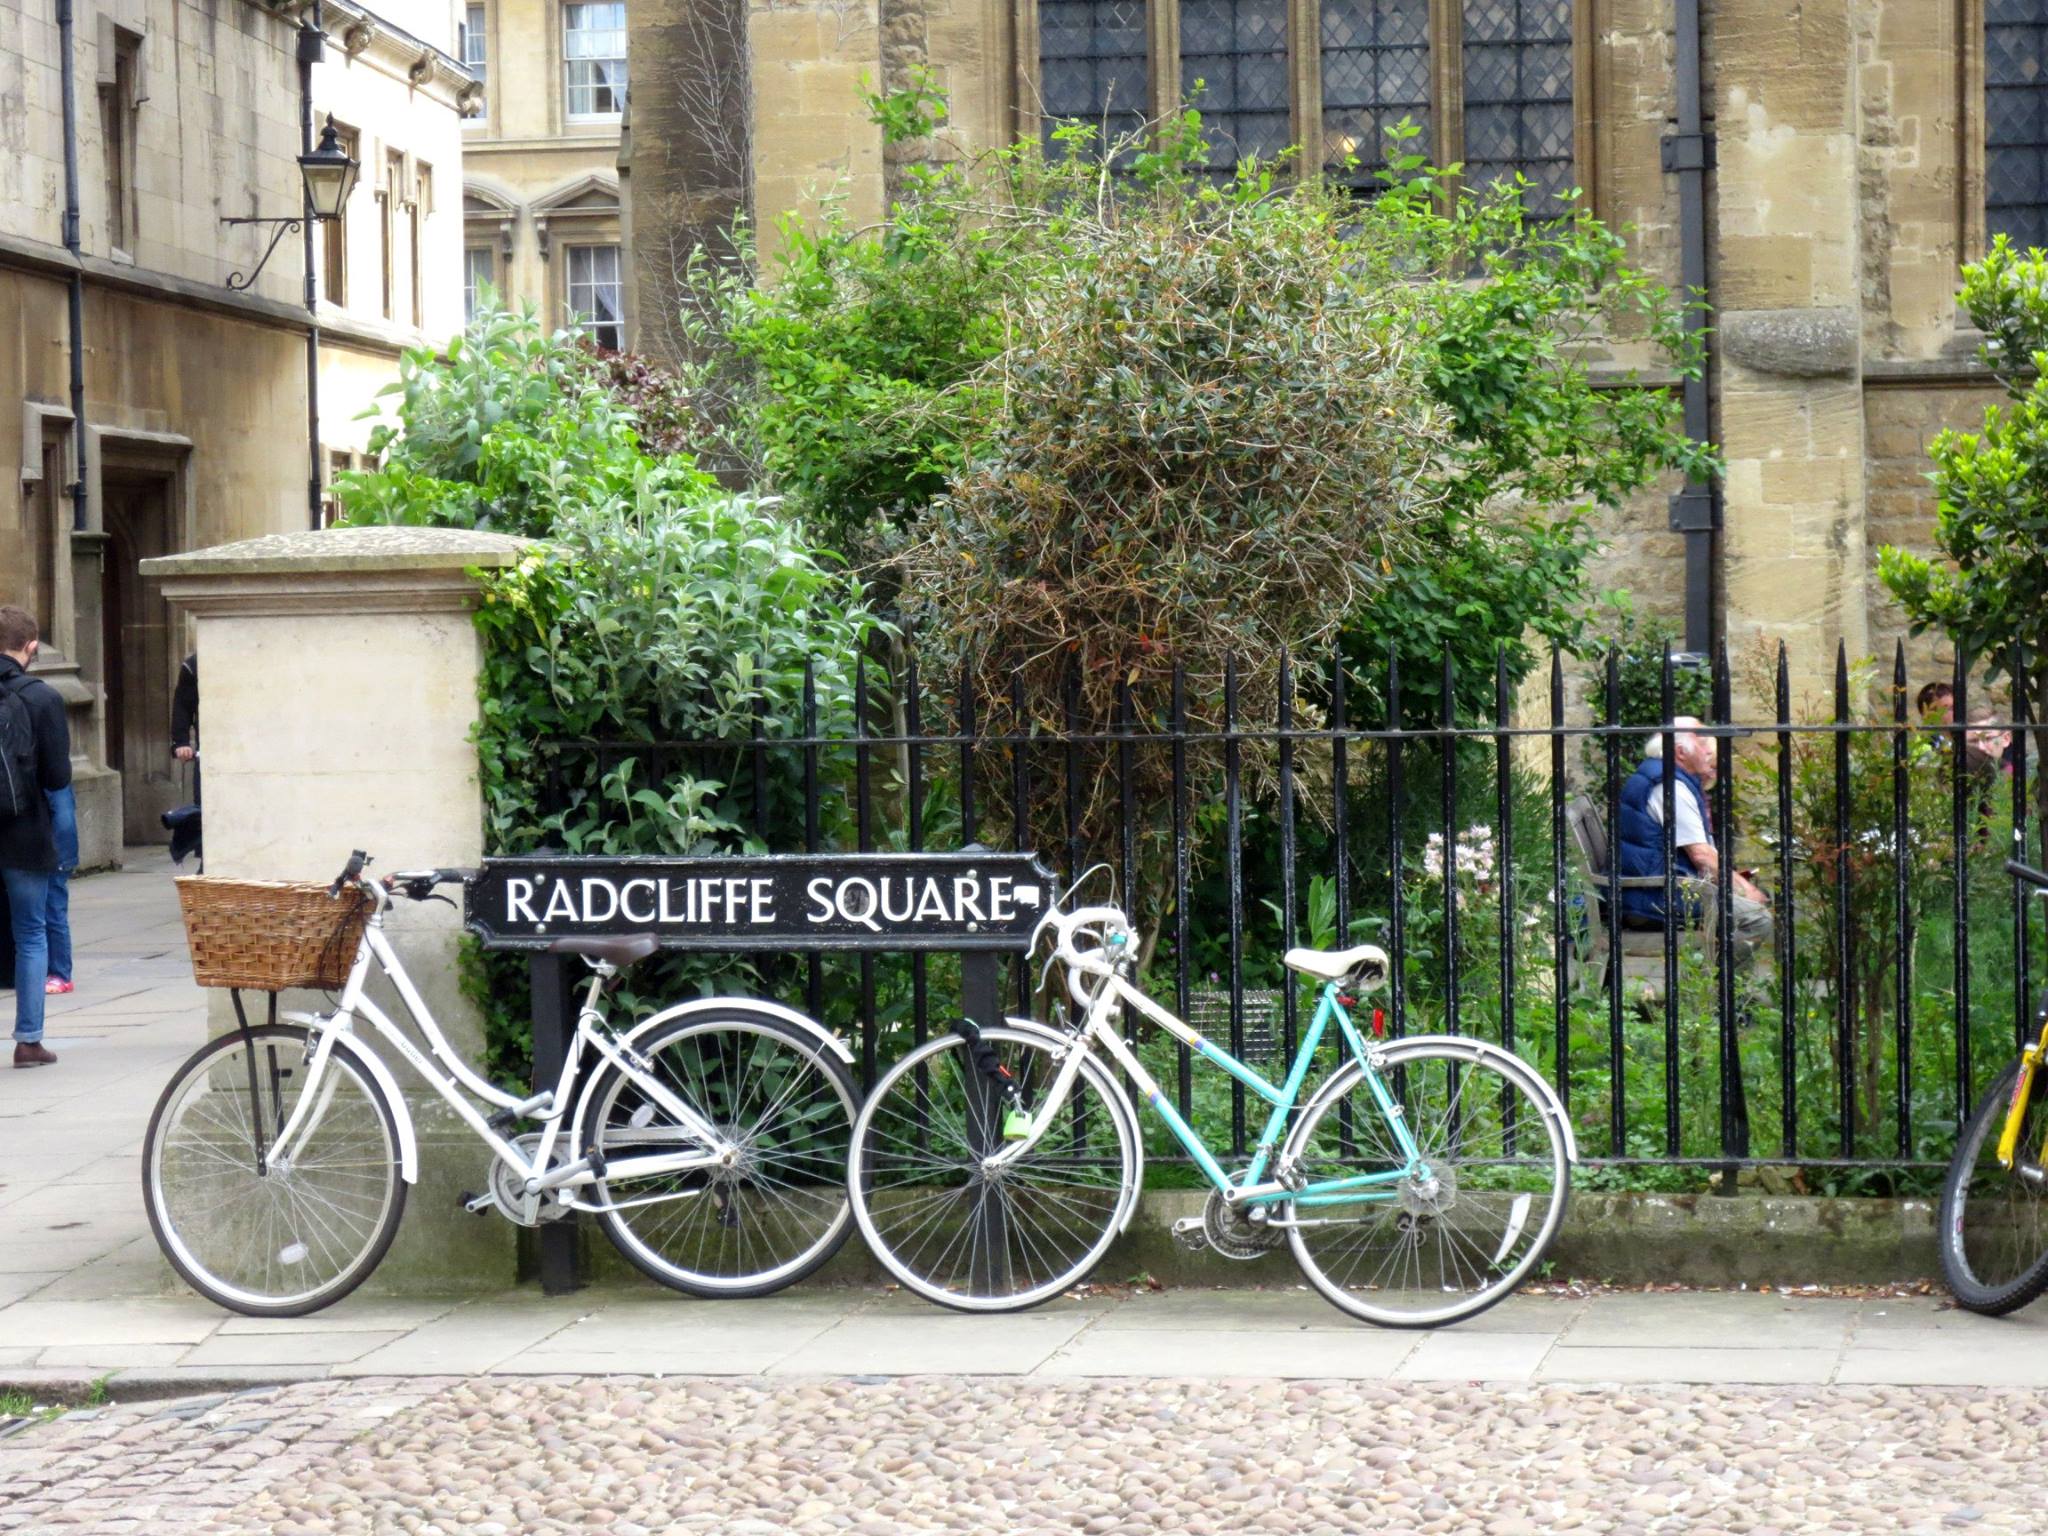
1039, 0, 1149, 159
1180, 0, 1291, 177
1320, 0, 1432, 190
1461, 0, 1572, 212
1988, 1, 2048, 251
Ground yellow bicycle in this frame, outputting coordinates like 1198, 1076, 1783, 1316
1940, 859, 2048, 1314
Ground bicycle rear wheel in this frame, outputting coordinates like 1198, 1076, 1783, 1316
1939, 1055, 2048, 1315
581, 1008, 858, 1298
849, 1024, 1138, 1312
143, 1023, 406, 1317
1281, 1038, 1569, 1328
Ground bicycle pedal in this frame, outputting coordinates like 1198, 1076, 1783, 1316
459, 1191, 493, 1215
1170, 1216, 1207, 1253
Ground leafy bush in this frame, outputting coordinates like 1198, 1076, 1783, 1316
1880, 237, 2048, 812
341, 303, 883, 1072
705, 96, 1710, 732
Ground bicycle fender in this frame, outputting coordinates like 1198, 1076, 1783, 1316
619, 996, 857, 1065
1385, 1034, 1581, 1166
1299, 1034, 1580, 1168
1002, 1015, 1148, 1234
282, 1014, 421, 1184
568, 997, 860, 1156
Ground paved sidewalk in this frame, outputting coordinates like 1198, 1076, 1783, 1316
0, 849, 207, 1316
3, 1281, 2047, 1397
6, 853, 2048, 1400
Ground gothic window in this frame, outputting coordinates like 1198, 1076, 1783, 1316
1034, 2, 1583, 202
1036, 1, 1149, 159
1320, 0, 1432, 189
1458, 0, 1575, 212
1988, 0, 2048, 250
1181, 0, 1292, 177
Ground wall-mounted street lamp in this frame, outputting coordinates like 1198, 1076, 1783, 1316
221, 116, 359, 291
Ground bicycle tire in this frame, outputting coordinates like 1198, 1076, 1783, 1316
143, 1023, 406, 1317
580, 1007, 858, 1298
848, 1022, 1140, 1313
1281, 1037, 1570, 1329
1939, 1055, 2048, 1316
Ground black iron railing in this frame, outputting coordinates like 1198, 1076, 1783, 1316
536, 638, 2046, 1186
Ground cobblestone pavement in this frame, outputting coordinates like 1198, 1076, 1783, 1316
0, 1374, 2032, 1535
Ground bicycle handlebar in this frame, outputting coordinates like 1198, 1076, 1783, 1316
2009, 860, 2048, 892
1030, 903, 1139, 1007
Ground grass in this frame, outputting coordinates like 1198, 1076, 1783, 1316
0, 1388, 70, 1426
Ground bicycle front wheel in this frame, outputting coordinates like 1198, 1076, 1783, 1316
849, 1024, 1138, 1312
1939, 1054, 2048, 1315
1282, 1038, 1569, 1328
143, 1023, 406, 1317
581, 1008, 858, 1298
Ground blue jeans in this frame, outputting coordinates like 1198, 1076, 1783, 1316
46, 786, 76, 983
4, 866, 52, 1044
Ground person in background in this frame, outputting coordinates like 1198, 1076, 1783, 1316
1616, 718, 1774, 962
171, 652, 198, 791
1613, 717, 1773, 1158
1966, 709, 2015, 778
1916, 681, 1955, 728
41, 781, 76, 996
0, 606, 73, 1068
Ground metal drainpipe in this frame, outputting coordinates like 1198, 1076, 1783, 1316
300, 4, 325, 529
56, 0, 88, 534
1664, 0, 1719, 653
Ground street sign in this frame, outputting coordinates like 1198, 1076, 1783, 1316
467, 851, 1057, 952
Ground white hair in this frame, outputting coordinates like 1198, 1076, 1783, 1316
1644, 716, 1705, 759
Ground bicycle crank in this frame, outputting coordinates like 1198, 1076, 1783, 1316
484, 1134, 575, 1226
1172, 1191, 1285, 1260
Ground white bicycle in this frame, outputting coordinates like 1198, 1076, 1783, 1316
145, 850, 859, 1316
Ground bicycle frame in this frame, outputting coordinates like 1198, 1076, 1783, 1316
987, 970, 1427, 1209
1995, 980, 2048, 1171
265, 902, 735, 1213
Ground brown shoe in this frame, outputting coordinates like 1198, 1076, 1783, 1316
12, 1042, 56, 1069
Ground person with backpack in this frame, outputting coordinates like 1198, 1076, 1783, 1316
0, 606, 72, 1068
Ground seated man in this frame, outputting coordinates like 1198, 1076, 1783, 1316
1613, 717, 1774, 965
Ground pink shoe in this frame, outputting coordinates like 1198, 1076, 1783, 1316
44, 976, 73, 995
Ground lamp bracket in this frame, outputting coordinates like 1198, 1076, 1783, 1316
220, 214, 305, 291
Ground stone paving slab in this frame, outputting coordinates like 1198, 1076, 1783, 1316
3, 1285, 2045, 1393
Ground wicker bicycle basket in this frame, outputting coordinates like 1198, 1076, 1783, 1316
176, 877, 374, 991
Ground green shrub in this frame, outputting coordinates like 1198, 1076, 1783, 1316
341, 303, 883, 1073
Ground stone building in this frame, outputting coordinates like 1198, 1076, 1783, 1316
620, 0, 2038, 696
0, 0, 471, 865
458, 0, 631, 346
314, 3, 482, 498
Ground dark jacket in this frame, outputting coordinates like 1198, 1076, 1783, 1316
0, 655, 72, 873
1614, 756, 1705, 926
171, 653, 198, 753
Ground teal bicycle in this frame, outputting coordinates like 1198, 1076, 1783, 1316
848, 897, 1578, 1326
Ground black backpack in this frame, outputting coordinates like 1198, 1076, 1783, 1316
0, 674, 39, 823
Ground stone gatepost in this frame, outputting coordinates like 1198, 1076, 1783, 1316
142, 525, 532, 1291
